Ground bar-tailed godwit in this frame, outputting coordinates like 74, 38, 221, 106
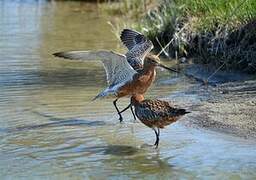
54, 29, 178, 122
54, 51, 178, 121
130, 94, 190, 148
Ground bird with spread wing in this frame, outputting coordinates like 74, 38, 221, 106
53, 29, 178, 122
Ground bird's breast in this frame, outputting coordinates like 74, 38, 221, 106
116, 69, 156, 97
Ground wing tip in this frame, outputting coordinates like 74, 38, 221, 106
121, 28, 140, 35
120, 29, 139, 39
53, 52, 66, 58
53, 51, 81, 60
91, 96, 98, 101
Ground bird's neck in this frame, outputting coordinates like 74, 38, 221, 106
142, 64, 156, 75
131, 95, 144, 105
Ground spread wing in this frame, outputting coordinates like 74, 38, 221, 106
53, 50, 137, 86
120, 29, 151, 50
120, 29, 154, 69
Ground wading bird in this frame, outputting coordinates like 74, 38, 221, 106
54, 29, 178, 122
130, 94, 190, 148
54, 51, 178, 122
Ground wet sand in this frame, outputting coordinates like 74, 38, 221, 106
168, 66, 256, 139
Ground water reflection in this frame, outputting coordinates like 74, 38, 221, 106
0, 1, 256, 179
103, 145, 139, 156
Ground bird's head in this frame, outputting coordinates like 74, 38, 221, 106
144, 54, 161, 67
144, 54, 179, 73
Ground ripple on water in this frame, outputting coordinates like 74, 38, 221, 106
0, 1, 256, 179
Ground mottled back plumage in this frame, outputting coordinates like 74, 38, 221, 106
130, 96, 190, 148
120, 29, 154, 71
134, 99, 189, 128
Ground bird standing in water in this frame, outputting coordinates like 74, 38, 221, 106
54, 29, 152, 121
131, 95, 190, 148
53, 29, 178, 122
54, 50, 178, 122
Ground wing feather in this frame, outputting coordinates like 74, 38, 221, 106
120, 29, 145, 50
120, 29, 154, 69
53, 50, 136, 86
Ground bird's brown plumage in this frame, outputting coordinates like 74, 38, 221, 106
115, 55, 159, 98
132, 95, 189, 128
53, 29, 178, 122
131, 94, 190, 148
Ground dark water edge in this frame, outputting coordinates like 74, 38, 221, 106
184, 64, 256, 85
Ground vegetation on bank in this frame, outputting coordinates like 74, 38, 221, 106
99, 0, 156, 19
137, 0, 256, 73
89, 0, 255, 73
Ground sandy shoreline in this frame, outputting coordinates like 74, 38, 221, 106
167, 67, 256, 139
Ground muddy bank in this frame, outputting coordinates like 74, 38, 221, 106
167, 66, 256, 138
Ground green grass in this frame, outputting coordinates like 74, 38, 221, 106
96, 0, 256, 73
180, 0, 255, 30
140, 0, 256, 36
138, 0, 256, 73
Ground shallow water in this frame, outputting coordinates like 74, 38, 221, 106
0, 1, 256, 179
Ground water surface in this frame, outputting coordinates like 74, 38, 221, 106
0, 1, 256, 179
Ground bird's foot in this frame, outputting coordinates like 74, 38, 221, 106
154, 139, 159, 149
119, 116, 123, 123
154, 143, 159, 149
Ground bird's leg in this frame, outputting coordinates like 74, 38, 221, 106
153, 127, 160, 148
119, 103, 131, 114
120, 103, 137, 121
153, 128, 158, 145
130, 105, 137, 121
156, 128, 160, 148
113, 99, 123, 122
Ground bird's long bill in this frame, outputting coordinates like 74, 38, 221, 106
158, 63, 179, 73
